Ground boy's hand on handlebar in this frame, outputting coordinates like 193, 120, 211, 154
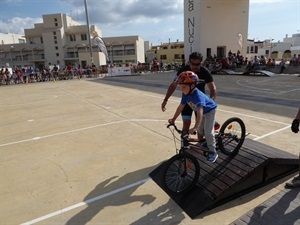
188, 127, 197, 135
168, 118, 175, 124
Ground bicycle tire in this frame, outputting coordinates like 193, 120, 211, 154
218, 117, 246, 155
162, 153, 200, 195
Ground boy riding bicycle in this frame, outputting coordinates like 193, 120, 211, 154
168, 71, 218, 163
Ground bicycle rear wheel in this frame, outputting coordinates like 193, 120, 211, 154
162, 153, 200, 195
218, 117, 246, 155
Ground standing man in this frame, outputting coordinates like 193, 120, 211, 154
161, 52, 217, 135
285, 107, 300, 188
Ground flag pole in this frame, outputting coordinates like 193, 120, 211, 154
84, 0, 93, 65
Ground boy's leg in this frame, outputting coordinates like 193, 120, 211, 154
181, 104, 192, 135
195, 111, 204, 141
203, 109, 216, 153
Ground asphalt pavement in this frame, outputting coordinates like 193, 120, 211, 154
1, 71, 299, 225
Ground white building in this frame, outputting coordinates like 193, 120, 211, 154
246, 33, 300, 60
184, 0, 249, 60
0, 33, 25, 45
0, 13, 145, 69
284, 33, 300, 56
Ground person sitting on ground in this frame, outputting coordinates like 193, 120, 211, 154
220, 57, 229, 69
279, 59, 285, 74
168, 71, 218, 163
260, 55, 266, 66
285, 107, 300, 188
290, 54, 297, 66
266, 58, 273, 69
252, 55, 260, 69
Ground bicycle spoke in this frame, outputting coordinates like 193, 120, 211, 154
163, 156, 198, 193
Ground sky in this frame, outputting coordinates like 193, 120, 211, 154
0, 0, 299, 45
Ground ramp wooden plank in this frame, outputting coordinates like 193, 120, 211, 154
254, 70, 276, 77
222, 69, 237, 74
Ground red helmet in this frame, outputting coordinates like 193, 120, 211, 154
177, 71, 198, 84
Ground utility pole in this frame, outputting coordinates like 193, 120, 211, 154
84, 0, 93, 65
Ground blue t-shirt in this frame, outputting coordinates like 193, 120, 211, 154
180, 88, 217, 114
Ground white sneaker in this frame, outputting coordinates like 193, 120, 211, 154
285, 175, 300, 188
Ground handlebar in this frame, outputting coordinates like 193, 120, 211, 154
167, 123, 197, 136
167, 123, 182, 134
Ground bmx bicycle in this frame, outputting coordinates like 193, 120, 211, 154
162, 117, 246, 195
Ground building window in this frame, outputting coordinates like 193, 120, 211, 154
56, 53, 59, 57
81, 34, 87, 41
54, 40, 57, 44
55, 23, 58, 26
53, 31, 56, 35
29, 38, 35, 44
206, 48, 211, 58
54, 18, 57, 22
70, 35, 76, 42
174, 54, 181, 59
126, 49, 135, 55
54, 36, 57, 40
40, 37, 43, 44
160, 55, 167, 60
55, 46, 58, 50
114, 50, 123, 56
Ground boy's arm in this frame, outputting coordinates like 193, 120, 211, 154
207, 82, 217, 100
190, 107, 203, 134
169, 104, 185, 124
161, 81, 177, 112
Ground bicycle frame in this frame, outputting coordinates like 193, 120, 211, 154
168, 123, 215, 157
163, 118, 246, 195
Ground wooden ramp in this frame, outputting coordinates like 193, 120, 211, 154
221, 69, 243, 75
149, 139, 299, 219
243, 70, 276, 76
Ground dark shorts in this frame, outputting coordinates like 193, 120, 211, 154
181, 104, 194, 120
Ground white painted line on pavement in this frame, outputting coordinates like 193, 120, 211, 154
0, 119, 166, 147
20, 178, 151, 225
1, 95, 58, 107
0, 120, 124, 147
279, 88, 300, 94
253, 125, 291, 140
218, 109, 290, 125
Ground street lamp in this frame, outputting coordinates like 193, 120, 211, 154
269, 38, 274, 59
10, 46, 14, 68
84, 0, 93, 65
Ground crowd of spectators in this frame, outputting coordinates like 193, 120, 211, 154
290, 54, 300, 66
204, 50, 300, 73
1, 52, 299, 86
0, 64, 109, 85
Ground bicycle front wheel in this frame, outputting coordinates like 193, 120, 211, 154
162, 153, 200, 195
218, 117, 246, 155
